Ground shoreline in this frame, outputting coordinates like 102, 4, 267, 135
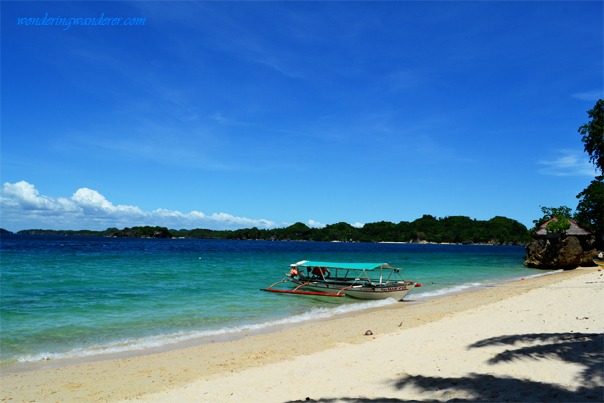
0, 263, 547, 371
0, 267, 556, 372
2, 266, 602, 402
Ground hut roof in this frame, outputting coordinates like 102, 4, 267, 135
534, 218, 592, 236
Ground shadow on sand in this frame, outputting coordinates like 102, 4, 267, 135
288, 332, 603, 402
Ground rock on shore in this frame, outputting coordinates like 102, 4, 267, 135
524, 235, 597, 269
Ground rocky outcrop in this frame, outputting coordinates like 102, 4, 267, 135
524, 235, 597, 270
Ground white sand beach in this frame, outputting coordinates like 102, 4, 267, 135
2, 266, 603, 402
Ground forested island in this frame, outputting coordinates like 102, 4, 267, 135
5, 215, 531, 245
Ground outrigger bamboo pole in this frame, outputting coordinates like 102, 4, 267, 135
260, 288, 345, 297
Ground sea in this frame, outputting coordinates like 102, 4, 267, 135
0, 234, 551, 369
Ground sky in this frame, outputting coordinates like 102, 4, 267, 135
1, 1, 602, 232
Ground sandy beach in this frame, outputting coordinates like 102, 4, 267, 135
2, 266, 603, 402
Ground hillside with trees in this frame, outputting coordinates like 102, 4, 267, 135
222, 215, 528, 244
13, 215, 530, 244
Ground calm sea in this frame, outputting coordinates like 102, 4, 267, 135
0, 235, 546, 368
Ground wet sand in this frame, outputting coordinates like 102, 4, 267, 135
2, 266, 603, 402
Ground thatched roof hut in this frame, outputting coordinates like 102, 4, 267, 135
534, 218, 592, 237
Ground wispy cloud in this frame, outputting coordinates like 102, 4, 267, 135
0, 181, 278, 231
572, 91, 603, 102
538, 150, 598, 177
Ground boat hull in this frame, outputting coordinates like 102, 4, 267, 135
343, 285, 414, 301
292, 281, 416, 301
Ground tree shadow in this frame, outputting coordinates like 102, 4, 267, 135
469, 332, 603, 389
286, 332, 603, 402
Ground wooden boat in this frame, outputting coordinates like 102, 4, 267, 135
261, 260, 421, 301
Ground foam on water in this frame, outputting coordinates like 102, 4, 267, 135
412, 268, 565, 300
15, 298, 396, 363
18, 269, 563, 364
413, 282, 484, 299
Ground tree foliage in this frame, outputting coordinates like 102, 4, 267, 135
531, 206, 572, 234
109, 226, 172, 238
545, 217, 571, 233
533, 206, 573, 227
575, 178, 604, 245
16, 216, 530, 244
578, 99, 604, 176
576, 99, 604, 248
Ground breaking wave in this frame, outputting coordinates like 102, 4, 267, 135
16, 298, 396, 364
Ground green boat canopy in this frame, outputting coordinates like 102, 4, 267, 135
293, 261, 398, 271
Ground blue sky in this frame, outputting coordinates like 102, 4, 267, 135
1, 1, 602, 232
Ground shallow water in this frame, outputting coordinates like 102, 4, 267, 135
0, 235, 543, 366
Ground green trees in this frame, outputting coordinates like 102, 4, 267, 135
575, 180, 604, 243
486, 216, 530, 244
533, 206, 573, 226
530, 101, 604, 248
322, 222, 360, 242
532, 206, 572, 233
359, 221, 401, 242
14, 216, 530, 244
410, 215, 439, 242
576, 99, 604, 248
578, 99, 604, 174
110, 226, 172, 238
220, 216, 529, 244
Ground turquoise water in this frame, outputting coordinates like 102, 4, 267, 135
0, 235, 544, 367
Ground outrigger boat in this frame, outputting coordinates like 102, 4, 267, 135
261, 260, 421, 301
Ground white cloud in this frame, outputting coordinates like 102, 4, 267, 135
153, 208, 187, 218
307, 219, 325, 228
538, 150, 598, 177
0, 181, 278, 232
1, 181, 59, 210
72, 188, 144, 216
206, 212, 276, 228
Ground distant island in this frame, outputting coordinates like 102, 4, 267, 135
2, 215, 531, 245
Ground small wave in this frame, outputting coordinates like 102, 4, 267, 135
412, 269, 565, 301
413, 282, 483, 299
16, 299, 396, 363
515, 269, 563, 280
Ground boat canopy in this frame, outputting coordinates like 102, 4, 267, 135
293, 261, 398, 271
